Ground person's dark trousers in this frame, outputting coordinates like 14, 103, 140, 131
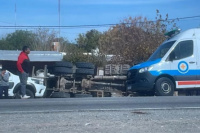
0, 86, 9, 99
18, 72, 28, 96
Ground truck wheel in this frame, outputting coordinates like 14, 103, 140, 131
155, 77, 174, 96
76, 68, 94, 75
50, 92, 70, 98
75, 62, 95, 69
74, 94, 93, 98
55, 61, 73, 68
54, 67, 73, 74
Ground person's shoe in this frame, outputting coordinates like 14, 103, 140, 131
21, 95, 30, 99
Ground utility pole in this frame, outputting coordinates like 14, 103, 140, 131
15, 1, 17, 29
15, 0, 17, 47
58, 0, 60, 42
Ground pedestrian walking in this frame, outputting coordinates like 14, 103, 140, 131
0, 68, 10, 99
17, 46, 31, 99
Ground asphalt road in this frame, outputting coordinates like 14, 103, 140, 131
0, 96, 200, 133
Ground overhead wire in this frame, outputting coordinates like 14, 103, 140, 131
0, 15, 199, 29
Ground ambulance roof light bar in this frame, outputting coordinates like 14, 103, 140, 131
164, 29, 181, 38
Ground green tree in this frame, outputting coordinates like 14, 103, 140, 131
0, 38, 9, 50
0, 29, 61, 51
3, 30, 37, 50
76, 29, 102, 52
62, 43, 88, 63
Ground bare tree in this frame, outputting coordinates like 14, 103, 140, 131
99, 11, 178, 65
32, 28, 58, 51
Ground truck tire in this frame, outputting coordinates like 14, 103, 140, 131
76, 68, 94, 75
50, 92, 70, 98
55, 61, 73, 68
47, 66, 54, 73
54, 67, 73, 74
155, 77, 174, 96
75, 62, 95, 69
74, 94, 93, 98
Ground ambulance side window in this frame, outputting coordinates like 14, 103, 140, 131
173, 40, 193, 60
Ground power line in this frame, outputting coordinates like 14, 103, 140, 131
0, 15, 199, 29
0, 21, 14, 24
0, 24, 115, 28
171, 15, 200, 20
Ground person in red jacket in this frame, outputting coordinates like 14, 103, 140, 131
17, 46, 31, 99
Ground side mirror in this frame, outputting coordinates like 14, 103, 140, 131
169, 51, 175, 61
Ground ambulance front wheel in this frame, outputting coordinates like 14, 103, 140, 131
155, 77, 174, 96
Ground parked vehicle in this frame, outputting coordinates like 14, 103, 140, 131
0, 50, 62, 98
0, 69, 46, 98
126, 28, 200, 96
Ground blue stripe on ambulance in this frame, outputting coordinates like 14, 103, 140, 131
150, 70, 199, 76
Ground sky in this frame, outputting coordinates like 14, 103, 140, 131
0, 0, 200, 42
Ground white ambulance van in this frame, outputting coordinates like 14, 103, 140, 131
126, 28, 200, 96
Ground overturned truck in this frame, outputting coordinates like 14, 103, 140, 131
0, 50, 130, 98
35, 62, 130, 98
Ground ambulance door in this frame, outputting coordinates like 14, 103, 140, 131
169, 40, 197, 89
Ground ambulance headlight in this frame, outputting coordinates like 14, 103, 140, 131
139, 66, 153, 73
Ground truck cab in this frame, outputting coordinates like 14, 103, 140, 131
126, 28, 200, 96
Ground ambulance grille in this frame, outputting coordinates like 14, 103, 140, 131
127, 69, 137, 79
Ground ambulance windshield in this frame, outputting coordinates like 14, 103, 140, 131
148, 41, 176, 61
